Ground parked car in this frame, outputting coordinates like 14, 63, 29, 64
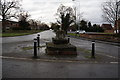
75, 30, 86, 34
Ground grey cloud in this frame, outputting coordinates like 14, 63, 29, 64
21, 0, 105, 24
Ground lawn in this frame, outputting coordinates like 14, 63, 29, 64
0, 30, 43, 37
67, 33, 78, 36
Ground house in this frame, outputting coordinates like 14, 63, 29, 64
101, 24, 114, 33
117, 19, 120, 33
116, 19, 120, 33
1, 20, 19, 30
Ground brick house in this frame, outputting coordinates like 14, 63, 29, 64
1, 20, 19, 30
118, 19, 120, 33
101, 24, 114, 33
116, 19, 120, 33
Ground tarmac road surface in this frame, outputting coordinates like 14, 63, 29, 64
2, 59, 118, 78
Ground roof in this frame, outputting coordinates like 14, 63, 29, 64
5, 20, 18, 23
0, 20, 18, 24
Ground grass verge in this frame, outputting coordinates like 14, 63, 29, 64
0, 30, 43, 37
67, 33, 76, 36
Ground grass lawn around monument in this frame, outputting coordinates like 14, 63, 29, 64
0, 30, 43, 37
67, 33, 76, 36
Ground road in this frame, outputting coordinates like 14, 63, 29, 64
1, 30, 55, 43
1, 30, 119, 78
68, 31, 119, 58
2, 59, 118, 78
70, 37, 119, 58
2, 30, 119, 58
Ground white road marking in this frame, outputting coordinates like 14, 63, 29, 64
110, 62, 118, 64
0, 56, 118, 64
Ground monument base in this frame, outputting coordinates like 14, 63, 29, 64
46, 42, 77, 55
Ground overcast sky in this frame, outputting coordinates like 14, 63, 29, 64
21, 0, 106, 25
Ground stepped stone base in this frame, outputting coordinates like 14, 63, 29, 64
46, 42, 77, 55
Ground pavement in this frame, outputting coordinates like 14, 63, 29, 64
1, 30, 119, 78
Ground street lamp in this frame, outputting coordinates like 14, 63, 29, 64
72, 0, 81, 30
72, 0, 77, 26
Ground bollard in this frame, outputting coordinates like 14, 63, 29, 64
68, 38, 70, 43
91, 41, 95, 58
34, 38, 37, 58
37, 34, 40, 47
68, 35, 70, 42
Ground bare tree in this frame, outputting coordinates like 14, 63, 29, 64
56, 4, 75, 34
0, 0, 21, 32
102, 0, 120, 33
28, 19, 39, 30
18, 11, 30, 21
18, 12, 30, 30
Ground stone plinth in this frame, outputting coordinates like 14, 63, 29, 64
46, 29, 77, 55
46, 42, 77, 55
52, 38, 69, 44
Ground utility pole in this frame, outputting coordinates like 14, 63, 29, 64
116, 1, 120, 33
115, 0, 120, 33
115, 1, 118, 33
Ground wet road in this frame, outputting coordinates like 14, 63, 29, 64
70, 37, 119, 58
1, 30, 119, 58
2, 59, 118, 78
1, 30, 55, 43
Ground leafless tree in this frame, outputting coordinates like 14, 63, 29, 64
102, 0, 120, 33
28, 19, 41, 30
18, 12, 31, 30
18, 11, 30, 21
0, 0, 21, 32
56, 4, 75, 34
